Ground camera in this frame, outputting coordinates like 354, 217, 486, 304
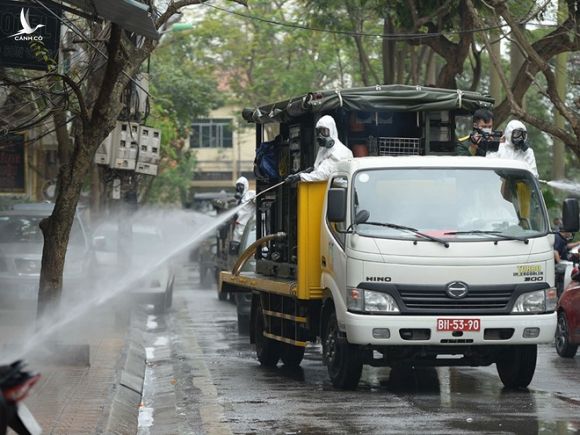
470, 128, 502, 153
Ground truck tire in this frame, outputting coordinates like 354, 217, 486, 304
281, 344, 305, 368
254, 303, 281, 367
555, 311, 578, 358
323, 312, 362, 389
496, 345, 537, 389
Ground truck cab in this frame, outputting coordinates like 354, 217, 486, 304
321, 156, 555, 388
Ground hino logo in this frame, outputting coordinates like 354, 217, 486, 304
10, 9, 45, 40
446, 281, 469, 299
366, 276, 392, 282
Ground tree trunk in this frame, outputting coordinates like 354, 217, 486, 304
37, 151, 87, 318
510, 24, 527, 110
382, 16, 396, 85
489, 29, 502, 103
552, 0, 569, 180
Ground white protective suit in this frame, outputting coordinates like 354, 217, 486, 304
300, 115, 353, 182
487, 120, 538, 178
233, 176, 256, 242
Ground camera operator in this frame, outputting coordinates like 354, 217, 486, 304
487, 119, 538, 178
456, 109, 500, 157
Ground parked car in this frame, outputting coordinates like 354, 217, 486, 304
555, 265, 580, 358
0, 203, 92, 307
92, 221, 175, 313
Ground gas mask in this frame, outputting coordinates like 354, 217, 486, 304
234, 183, 244, 200
316, 126, 335, 149
511, 129, 529, 151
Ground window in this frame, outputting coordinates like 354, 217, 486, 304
190, 118, 233, 148
352, 168, 548, 242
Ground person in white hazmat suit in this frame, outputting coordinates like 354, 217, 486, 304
233, 176, 256, 242
487, 119, 538, 178
285, 115, 353, 183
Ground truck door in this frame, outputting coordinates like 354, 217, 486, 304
323, 176, 349, 296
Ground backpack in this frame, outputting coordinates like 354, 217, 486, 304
254, 139, 280, 182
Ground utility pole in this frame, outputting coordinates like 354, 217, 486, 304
552, 0, 568, 181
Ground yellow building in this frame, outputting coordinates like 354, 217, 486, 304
189, 106, 256, 191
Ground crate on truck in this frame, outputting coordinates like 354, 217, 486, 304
220, 84, 574, 389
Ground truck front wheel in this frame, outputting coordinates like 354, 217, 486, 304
323, 312, 362, 389
254, 302, 281, 367
496, 345, 537, 389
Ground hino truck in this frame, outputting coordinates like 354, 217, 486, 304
220, 85, 576, 389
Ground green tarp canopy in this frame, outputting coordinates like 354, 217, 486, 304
242, 84, 495, 124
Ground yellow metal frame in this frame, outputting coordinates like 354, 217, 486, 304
220, 271, 298, 297
297, 181, 326, 300
263, 332, 307, 347
262, 309, 307, 324
220, 181, 327, 302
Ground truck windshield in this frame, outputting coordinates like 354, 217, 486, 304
353, 168, 548, 241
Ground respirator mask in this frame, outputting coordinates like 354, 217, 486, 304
511, 129, 529, 151
234, 183, 244, 200
316, 126, 335, 149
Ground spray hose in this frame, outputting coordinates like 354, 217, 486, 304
248, 167, 314, 202
231, 232, 286, 276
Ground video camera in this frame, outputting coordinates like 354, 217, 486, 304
470, 128, 502, 153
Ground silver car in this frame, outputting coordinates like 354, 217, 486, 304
0, 204, 91, 307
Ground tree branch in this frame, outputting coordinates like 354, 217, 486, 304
156, 0, 247, 29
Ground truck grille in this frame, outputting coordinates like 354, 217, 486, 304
399, 287, 513, 312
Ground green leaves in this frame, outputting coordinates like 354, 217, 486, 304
29, 39, 57, 72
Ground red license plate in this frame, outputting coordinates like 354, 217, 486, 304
437, 318, 480, 332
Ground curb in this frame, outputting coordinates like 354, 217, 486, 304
104, 310, 147, 435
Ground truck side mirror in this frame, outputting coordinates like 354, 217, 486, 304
327, 188, 347, 222
355, 210, 370, 224
562, 198, 579, 232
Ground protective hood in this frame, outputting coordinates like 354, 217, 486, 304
504, 120, 526, 148
235, 176, 249, 196
316, 115, 339, 142
312, 115, 351, 167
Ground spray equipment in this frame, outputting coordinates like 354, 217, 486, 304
245, 167, 314, 204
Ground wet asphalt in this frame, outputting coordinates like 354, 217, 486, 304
138, 266, 580, 435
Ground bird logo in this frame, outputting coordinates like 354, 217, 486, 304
9, 8, 45, 39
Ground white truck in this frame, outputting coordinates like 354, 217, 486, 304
220, 85, 562, 389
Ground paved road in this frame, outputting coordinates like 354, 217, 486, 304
139, 266, 580, 435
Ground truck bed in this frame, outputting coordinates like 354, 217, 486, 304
220, 270, 324, 300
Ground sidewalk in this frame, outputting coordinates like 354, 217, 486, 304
3, 305, 145, 435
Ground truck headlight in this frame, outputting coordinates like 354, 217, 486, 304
511, 288, 557, 314
347, 288, 400, 313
